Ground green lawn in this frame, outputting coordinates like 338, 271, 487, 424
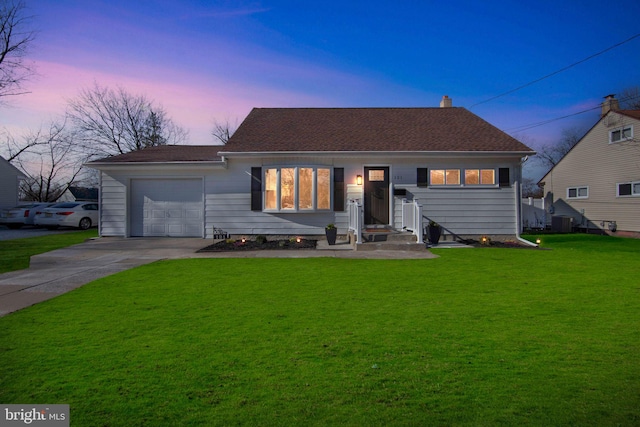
0, 230, 98, 273
1, 234, 639, 426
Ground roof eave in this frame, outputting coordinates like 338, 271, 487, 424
86, 160, 228, 170
218, 150, 536, 158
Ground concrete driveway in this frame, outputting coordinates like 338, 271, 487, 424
0, 237, 437, 317
0, 225, 86, 240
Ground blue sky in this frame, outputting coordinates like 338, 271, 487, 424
3, 0, 640, 179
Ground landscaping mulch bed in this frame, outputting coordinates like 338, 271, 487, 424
468, 239, 542, 249
198, 239, 317, 252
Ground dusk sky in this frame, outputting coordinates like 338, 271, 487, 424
2, 0, 640, 179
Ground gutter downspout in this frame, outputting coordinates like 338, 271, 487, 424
514, 180, 539, 247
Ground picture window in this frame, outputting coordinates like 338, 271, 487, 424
264, 167, 332, 211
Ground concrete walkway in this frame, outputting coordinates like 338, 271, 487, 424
0, 237, 438, 317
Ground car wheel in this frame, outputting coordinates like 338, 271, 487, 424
79, 217, 92, 230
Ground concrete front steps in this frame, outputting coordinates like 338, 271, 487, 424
352, 228, 427, 252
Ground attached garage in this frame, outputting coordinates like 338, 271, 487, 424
130, 178, 204, 237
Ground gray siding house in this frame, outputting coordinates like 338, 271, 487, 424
0, 156, 26, 210
539, 95, 640, 237
88, 99, 535, 242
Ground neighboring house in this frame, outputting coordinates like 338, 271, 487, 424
0, 156, 27, 210
58, 186, 99, 202
88, 97, 535, 241
539, 95, 640, 237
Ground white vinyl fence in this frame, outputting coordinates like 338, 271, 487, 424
522, 197, 546, 230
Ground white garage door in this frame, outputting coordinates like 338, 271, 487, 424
130, 179, 203, 237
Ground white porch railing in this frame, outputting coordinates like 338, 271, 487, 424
401, 198, 424, 244
347, 199, 363, 244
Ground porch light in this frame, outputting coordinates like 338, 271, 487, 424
241, 237, 246, 243
356, 175, 363, 185
296, 237, 301, 243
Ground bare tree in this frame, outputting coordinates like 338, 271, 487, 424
6, 120, 84, 202
67, 83, 188, 158
535, 126, 584, 169
619, 86, 640, 110
0, 0, 36, 101
521, 177, 543, 198
2, 125, 49, 162
211, 118, 237, 145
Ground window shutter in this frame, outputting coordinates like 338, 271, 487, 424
417, 168, 428, 187
498, 168, 510, 187
333, 168, 344, 211
251, 167, 262, 210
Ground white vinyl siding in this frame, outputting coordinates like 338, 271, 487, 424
97, 156, 523, 239
99, 173, 127, 236
205, 162, 340, 237
394, 186, 517, 236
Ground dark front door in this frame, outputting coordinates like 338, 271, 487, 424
364, 167, 389, 225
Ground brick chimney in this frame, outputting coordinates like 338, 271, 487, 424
601, 94, 620, 117
440, 95, 452, 108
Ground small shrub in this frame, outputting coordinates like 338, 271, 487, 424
256, 235, 268, 244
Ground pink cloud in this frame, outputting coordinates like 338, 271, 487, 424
2, 59, 333, 145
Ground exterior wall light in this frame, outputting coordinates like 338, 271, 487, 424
536, 238, 541, 245
241, 237, 246, 243
356, 175, 363, 185
296, 237, 301, 243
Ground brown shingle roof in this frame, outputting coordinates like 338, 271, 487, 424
90, 107, 535, 164
89, 145, 222, 163
618, 110, 640, 120
222, 107, 534, 153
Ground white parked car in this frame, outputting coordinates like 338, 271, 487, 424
0, 203, 56, 228
34, 202, 99, 230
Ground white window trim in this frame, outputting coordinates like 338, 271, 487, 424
617, 180, 640, 197
609, 125, 633, 144
263, 166, 332, 212
567, 186, 589, 199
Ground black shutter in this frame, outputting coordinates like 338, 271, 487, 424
417, 168, 428, 187
498, 168, 510, 187
251, 167, 262, 210
333, 168, 344, 211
